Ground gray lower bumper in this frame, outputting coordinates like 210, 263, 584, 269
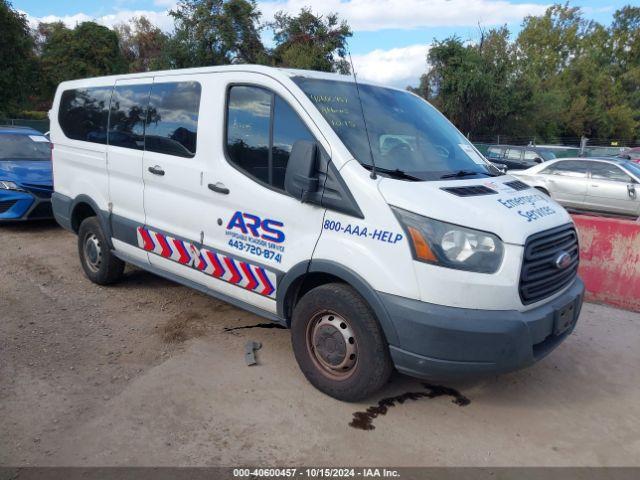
381, 278, 585, 379
51, 191, 74, 231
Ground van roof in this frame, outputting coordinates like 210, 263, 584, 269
55, 64, 394, 90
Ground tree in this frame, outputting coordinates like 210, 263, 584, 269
270, 8, 352, 74
0, 0, 36, 116
609, 6, 640, 134
417, 27, 519, 136
169, 0, 267, 68
38, 22, 128, 105
413, 4, 639, 142
115, 16, 171, 72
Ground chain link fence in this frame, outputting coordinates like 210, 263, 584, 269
470, 133, 639, 158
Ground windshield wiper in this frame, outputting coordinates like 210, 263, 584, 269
362, 164, 422, 181
440, 170, 492, 179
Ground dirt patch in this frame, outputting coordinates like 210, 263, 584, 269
162, 311, 209, 343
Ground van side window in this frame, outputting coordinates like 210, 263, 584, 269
226, 85, 314, 190
145, 82, 201, 158
227, 86, 272, 184
108, 84, 150, 150
272, 96, 315, 189
59, 87, 113, 144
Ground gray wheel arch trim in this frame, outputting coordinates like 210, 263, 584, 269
52, 192, 113, 248
277, 259, 399, 345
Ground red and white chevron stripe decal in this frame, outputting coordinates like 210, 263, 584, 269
136, 226, 277, 298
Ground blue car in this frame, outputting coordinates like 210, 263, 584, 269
0, 126, 54, 221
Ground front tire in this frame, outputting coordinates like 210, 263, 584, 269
291, 283, 393, 402
77, 217, 125, 285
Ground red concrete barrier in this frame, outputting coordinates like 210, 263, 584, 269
572, 214, 640, 312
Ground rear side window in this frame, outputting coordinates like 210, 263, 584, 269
505, 148, 522, 160
226, 85, 314, 189
543, 161, 589, 177
145, 82, 201, 158
58, 87, 113, 144
487, 146, 503, 158
590, 162, 633, 183
108, 84, 150, 150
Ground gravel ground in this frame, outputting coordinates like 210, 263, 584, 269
1, 220, 639, 467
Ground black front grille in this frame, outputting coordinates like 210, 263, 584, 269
441, 185, 497, 197
0, 200, 16, 213
505, 180, 530, 191
22, 183, 53, 199
519, 224, 579, 304
27, 201, 53, 219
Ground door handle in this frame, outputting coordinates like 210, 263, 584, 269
591, 184, 599, 187
148, 165, 165, 176
208, 182, 230, 195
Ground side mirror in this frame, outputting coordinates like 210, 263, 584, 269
493, 162, 508, 173
628, 184, 636, 199
534, 157, 543, 164
285, 140, 319, 202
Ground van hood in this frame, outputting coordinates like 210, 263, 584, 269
378, 176, 573, 245
0, 160, 53, 185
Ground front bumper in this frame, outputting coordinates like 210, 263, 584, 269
382, 278, 585, 379
0, 190, 53, 221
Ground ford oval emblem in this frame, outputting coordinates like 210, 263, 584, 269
554, 251, 572, 270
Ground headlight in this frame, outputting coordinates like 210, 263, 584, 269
0, 181, 23, 191
392, 207, 504, 273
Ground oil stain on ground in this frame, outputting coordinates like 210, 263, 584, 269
349, 383, 470, 431
223, 322, 287, 332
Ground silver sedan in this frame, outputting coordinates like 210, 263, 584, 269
512, 157, 640, 218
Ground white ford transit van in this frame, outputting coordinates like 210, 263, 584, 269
50, 65, 584, 401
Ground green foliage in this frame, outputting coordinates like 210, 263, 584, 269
3, 0, 636, 143
38, 21, 127, 103
115, 16, 172, 72
17, 111, 48, 120
0, 1, 36, 116
169, 0, 267, 67
416, 3, 639, 142
270, 8, 352, 74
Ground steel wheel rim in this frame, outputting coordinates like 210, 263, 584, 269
306, 311, 358, 379
83, 233, 103, 273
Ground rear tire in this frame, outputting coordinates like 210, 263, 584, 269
535, 186, 550, 196
78, 217, 125, 285
291, 283, 393, 402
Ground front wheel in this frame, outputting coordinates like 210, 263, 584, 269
78, 217, 125, 285
291, 283, 393, 402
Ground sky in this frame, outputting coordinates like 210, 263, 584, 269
14, 0, 629, 87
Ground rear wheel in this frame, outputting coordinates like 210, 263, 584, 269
78, 217, 125, 285
291, 283, 392, 402
535, 186, 550, 196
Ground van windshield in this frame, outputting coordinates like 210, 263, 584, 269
292, 77, 496, 180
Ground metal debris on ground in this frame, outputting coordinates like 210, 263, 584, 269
245, 341, 262, 366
